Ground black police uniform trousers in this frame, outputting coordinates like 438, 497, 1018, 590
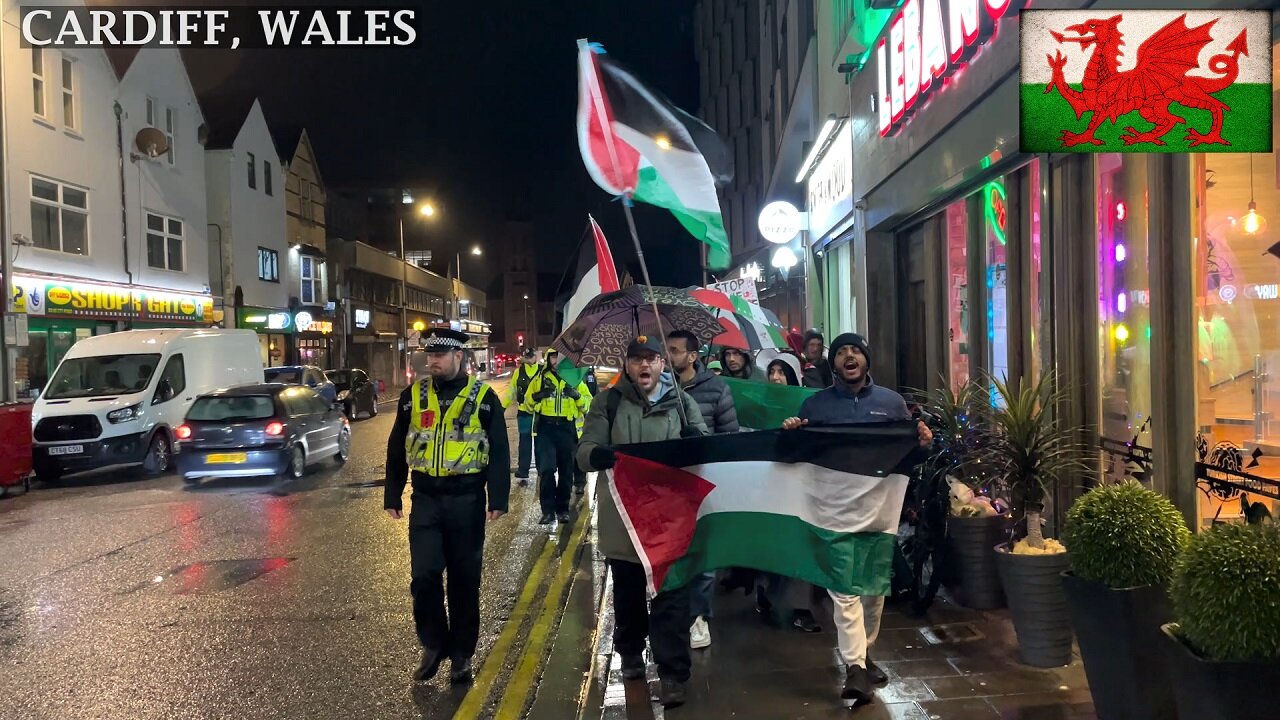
516, 410, 534, 478
408, 473, 486, 661
535, 417, 577, 514
610, 559, 692, 682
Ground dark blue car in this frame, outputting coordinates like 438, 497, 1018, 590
265, 365, 337, 405
174, 384, 350, 484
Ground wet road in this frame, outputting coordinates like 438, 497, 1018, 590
0, 376, 552, 720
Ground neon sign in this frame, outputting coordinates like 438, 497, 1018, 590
878, 0, 1027, 137
984, 181, 1007, 245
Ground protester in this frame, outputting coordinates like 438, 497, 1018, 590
384, 328, 510, 685
573, 367, 599, 497
719, 347, 755, 380
667, 330, 739, 651
801, 329, 834, 388
781, 333, 932, 705
707, 359, 723, 375
523, 349, 591, 524
577, 334, 708, 708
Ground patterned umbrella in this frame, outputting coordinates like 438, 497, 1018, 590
551, 285, 723, 368
689, 288, 788, 351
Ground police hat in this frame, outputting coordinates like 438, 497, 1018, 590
422, 327, 469, 352
522, 348, 535, 358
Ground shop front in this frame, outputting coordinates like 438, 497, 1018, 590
293, 309, 336, 368
805, 120, 856, 339
8, 274, 213, 397
236, 307, 292, 367
346, 303, 399, 389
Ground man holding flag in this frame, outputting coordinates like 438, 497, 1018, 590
577, 335, 707, 708
524, 349, 591, 525
783, 333, 932, 705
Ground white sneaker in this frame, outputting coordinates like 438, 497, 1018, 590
690, 616, 711, 649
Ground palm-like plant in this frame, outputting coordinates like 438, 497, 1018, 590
914, 379, 1000, 503
982, 372, 1093, 550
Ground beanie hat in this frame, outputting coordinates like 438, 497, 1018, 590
828, 332, 871, 370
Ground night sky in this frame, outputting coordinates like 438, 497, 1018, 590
181, 0, 704, 293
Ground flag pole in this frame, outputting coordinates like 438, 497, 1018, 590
621, 193, 690, 428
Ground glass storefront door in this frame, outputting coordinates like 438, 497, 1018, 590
945, 200, 970, 388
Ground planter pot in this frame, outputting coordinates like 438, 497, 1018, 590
1062, 573, 1175, 720
1161, 624, 1280, 720
945, 514, 1010, 609
994, 544, 1073, 667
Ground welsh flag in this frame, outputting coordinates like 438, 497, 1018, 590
1020, 10, 1272, 153
609, 424, 920, 596
577, 39, 734, 270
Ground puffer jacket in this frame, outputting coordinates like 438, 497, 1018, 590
682, 363, 739, 434
577, 373, 708, 561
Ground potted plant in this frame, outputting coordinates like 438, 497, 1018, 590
1162, 521, 1280, 720
982, 372, 1090, 668
915, 380, 1009, 610
1061, 480, 1189, 720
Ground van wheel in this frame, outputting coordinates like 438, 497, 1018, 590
143, 432, 171, 475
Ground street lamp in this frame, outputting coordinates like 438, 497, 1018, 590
453, 246, 483, 320
400, 201, 438, 376
522, 293, 530, 347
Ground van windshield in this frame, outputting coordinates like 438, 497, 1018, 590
44, 354, 162, 399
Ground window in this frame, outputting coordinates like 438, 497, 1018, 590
156, 353, 186, 402
32, 49, 46, 117
145, 212, 184, 272
61, 57, 76, 130
247, 152, 257, 189
300, 182, 314, 221
300, 256, 323, 304
30, 176, 88, 255
283, 389, 313, 417
164, 107, 175, 165
146, 97, 155, 125
264, 161, 273, 196
258, 247, 279, 281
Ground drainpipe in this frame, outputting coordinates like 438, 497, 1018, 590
0, 19, 11, 401
114, 102, 131, 286
208, 223, 228, 326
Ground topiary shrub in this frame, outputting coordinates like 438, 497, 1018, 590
1063, 480, 1190, 588
1171, 522, 1280, 662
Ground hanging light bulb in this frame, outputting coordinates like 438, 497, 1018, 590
1242, 155, 1267, 236
1114, 324, 1130, 343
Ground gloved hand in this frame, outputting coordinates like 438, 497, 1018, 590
680, 425, 703, 439
533, 388, 553, 402
589, 446, 617, 470
564, 387, 581, 401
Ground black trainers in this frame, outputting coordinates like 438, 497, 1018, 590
619, 654, 646, 680
449, 657, 473, 684
516, 476, 530, 487
658, 678, 687, 708
538, 512, 554, 525
792, 610, 822, 633
413, 649, 445, 682
867, 656, 888, 686
841, 664, 874, 704
557, 511, 571, 523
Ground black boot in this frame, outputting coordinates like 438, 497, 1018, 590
658, 678, 687, 708
619, 654, 646, 680
866, 656, 888, 686
450, 657, 473, 684
538, 512, 554, 524
414, 648, 446, 682
557, 510, 571, 523
841, 664, 873, 704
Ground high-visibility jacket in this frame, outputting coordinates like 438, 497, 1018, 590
503, 363, 540, 410
523, 369, 591, 422
405, 377, 492, 476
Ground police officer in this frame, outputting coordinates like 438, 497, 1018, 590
504, 349, 541, 487
385, 328, 511, 685
523, 348, 591, 525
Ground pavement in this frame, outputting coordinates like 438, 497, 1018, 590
0, 374, 562, 720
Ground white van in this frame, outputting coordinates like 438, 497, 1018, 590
31, 328, 263, 482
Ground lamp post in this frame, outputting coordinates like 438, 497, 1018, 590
452, 245, 482, 321
399, 200, 436, 381
522, 293, 530, 348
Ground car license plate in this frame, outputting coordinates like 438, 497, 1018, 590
48, 445, 84, 456
206, 453, 248, 464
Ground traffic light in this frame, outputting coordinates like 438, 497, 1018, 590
517, 333, 524, 346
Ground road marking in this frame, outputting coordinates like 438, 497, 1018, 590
452, 533, 555, 720
493, 510, 591, 720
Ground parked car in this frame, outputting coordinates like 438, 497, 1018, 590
326, 368, 378, 419
174, 384, 350, 483
265, 365, 337, 405
31, 328, 263, 483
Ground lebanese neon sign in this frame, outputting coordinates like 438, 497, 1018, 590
878, 0, 1028, 137
985, 180, 1007, 245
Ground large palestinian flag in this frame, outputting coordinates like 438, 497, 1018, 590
1020, 10, 1272, 153
577, 39, 734, 270
609, 423, 920, 596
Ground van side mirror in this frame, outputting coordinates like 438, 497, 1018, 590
154, 379, 174, 404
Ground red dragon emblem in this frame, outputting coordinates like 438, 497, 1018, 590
1045, 13, 1249, 148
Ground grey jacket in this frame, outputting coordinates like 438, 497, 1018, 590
681, 363, 739, 434
577, 374, 708, 561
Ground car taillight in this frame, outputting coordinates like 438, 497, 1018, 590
265, 422, 284, 437
175, 425, 192, 440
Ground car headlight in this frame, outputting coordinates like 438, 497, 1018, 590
337, 390, 350, 401
107, 403, 142, 424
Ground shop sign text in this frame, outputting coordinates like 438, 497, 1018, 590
807, 123, 854, 239
12, 275, 212, 322
354, 308, 371, 329
877, 0, 1027, 137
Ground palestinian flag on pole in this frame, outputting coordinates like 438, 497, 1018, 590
576, 39, 734, 270
563, 215, 621, 330
609, 423, 920, 596
1020, 10, 1272, 153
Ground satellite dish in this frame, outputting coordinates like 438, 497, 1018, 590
134, 127, 169, 159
